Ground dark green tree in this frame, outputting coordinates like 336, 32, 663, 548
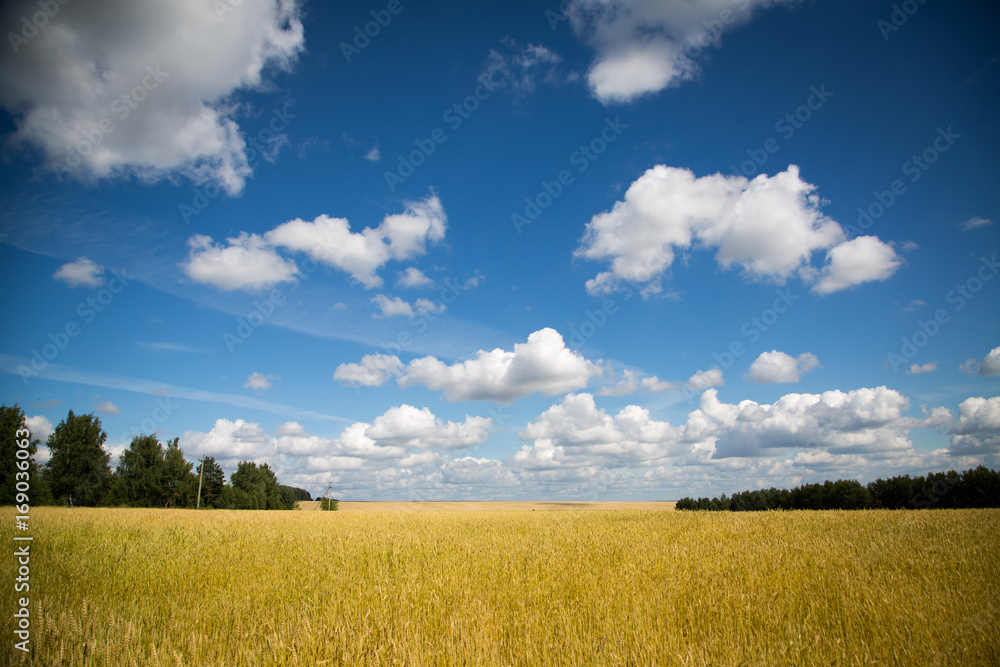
195, 456, 226, 508
230, 461, 285, 509
0, 404, 52, 505
114, 435, 166, 507
163, 438, 197, 507
44, 411, 113, 506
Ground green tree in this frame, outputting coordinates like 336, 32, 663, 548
195, 456, 225, 508
0, 404, 38, 505
114, 435, 167, 506
44, 411, 113, 506
231, 461, 285, 509
163, 438, 197, 507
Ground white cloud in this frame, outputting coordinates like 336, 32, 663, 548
275, 421, 306, 436
979, 347, 1000, 376
576, 165, 861, 296
960, 216, 992, 231
333, 353, 404, 387
364, 405, 493, 451
566, 0, 796, 103
0, 0, 304, 194
372, 295, 415, 318
746, 351, 820, 384
598, 369, 673, 396
480, 38, 563, 97
265, 193, 446, 288
516, 393, 682, 469
959, 347, 1000, 376
25, 415, 53, 443
396, 267, 433, 288
812, 236, 902, 294
364, 146, 381, 162
182, 233, 299, 291
182, 418, 277, 462
399, 328, 604, 403
53, 257, 104, 288
183, 405, 494, 472
948, 396, 1000, 455
416, 299, 446, 316
687, 367, 724, 391
244, 372, 275, 391
902, 299, 927, 312
94, 400, 121, 416
906, 362, 937, 375
688, 386, 912, 459
371, 294, 447, 319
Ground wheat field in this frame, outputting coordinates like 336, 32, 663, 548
2, 507, 998, 666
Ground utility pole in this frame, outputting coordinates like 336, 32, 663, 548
195, 456, 205, 509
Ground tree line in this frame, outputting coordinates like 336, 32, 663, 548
0, 404, 323, 509
675, 466, 1000, 511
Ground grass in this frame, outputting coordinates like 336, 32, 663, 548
2, 507, 998, 666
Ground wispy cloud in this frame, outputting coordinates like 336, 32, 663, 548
0, 354, 352, 423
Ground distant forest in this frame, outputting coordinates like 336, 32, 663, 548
676, 466, 1000, 511
1, 404, 327, 509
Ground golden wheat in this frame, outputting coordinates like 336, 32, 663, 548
2, 507, 997, 666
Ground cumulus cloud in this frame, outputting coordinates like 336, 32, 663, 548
598, 369, 674, 396
399, 328, 604, 403
182, 232, 299, 291
333, 353, 404, 387
687, 386, 912, 459
265, 194, 446, 288
565, 0, 797, 103
182, 405, 493, 470
53, 257, 104, 288
906, 362, 937, 375
182, 418, 277, 462
94, 400, 121, 416
25, 415, 53, 443
687, 367, 724, 391
948, 396, 1000, 455
244, 372, 275, 391
978, 347, 1000, 376
396, 267, 433, 288
516, 393, 682, 469
364, 405, 493, 451
0, 0, 304, 194
812, 236, 902, 295
746, 351, 819, 384
371, 294, 446, 318
574, 165, 895, 296
275, 421, 306, 436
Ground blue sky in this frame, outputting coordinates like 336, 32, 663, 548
0, 0, 998, 500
